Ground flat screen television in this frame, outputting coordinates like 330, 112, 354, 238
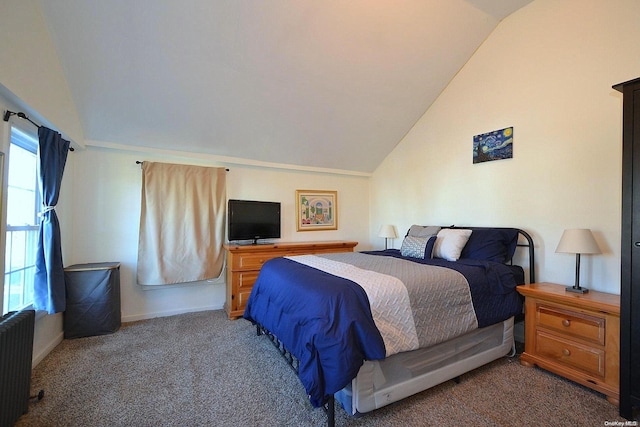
227, 199, 281, 244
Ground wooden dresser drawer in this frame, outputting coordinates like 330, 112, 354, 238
536, 330, 605, 377
236, 289, 253, 312
224, 241, 358, 319
232, 252, 281, 270
236, 271, 260, 289
537, 305, 605, 345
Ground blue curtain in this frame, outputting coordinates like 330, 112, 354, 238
33, 127, 70, 314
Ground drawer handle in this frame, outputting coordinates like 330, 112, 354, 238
563, 349, 571, 357
562, 319, 571, 327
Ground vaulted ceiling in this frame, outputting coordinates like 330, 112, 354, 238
39, 0, 533, 173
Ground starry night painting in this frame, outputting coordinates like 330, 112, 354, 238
473, 127, 513, 164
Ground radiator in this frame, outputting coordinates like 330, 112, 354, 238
0, 310, 35, 427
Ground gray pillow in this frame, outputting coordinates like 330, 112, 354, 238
401, 236, 431, 258
407, 225, 441, 238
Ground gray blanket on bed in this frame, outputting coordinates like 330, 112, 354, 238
303, 252, 479, 352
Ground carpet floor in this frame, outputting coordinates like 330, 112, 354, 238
15, 310, 627, 426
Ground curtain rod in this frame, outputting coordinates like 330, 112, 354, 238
3, 110, 75, 151
135, 161, 229, 171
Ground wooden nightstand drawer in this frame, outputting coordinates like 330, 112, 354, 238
517, 283, 620, 405
536, 330, 605, 377
537, 305, 605, 345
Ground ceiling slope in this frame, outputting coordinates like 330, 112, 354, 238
39, 0, 533, 173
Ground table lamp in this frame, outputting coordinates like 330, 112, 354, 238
378, 225, 398, 250
555, 228, 601, 293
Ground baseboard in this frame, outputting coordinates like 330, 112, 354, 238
33, 331, 63, 367
121, 304, 224, 323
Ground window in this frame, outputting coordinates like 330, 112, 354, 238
3, 126, 39, 313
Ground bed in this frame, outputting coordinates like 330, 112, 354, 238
243, 226, 535, 426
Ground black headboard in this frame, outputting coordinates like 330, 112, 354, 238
446, 226, 535, 284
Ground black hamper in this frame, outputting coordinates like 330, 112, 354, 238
64, 262, 121, 339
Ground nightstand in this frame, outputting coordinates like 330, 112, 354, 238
516, 282, 620, 405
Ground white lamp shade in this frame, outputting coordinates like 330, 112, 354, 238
555, 229, 601, 254
378, 224, 398, 239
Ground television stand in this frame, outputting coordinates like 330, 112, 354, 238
223, 240, 358, 319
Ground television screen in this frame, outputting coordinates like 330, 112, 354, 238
228, 199, 281, 243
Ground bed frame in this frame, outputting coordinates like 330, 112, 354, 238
254, 227, 535, 427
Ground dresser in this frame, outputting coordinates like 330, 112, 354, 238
517, 282, 620, 405
224, 241, 358, 319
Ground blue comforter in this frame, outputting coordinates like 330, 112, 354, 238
244, 257, 385, 407
243, 251, 522, 407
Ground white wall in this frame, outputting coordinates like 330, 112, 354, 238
0, 0, 84, 145
371, 0, 640, 294
71, 144, 371, 322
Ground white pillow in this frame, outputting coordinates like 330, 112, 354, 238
432, 229, 473, 261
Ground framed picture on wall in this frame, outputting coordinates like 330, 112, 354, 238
473, 126, 513, 164
296, 190, 338, 231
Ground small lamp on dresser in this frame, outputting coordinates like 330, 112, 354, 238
555, 228, 601, 294
378, 225, 398, 250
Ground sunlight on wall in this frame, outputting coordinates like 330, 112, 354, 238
370, 0, 640, 294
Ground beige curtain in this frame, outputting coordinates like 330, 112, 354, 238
137, 162, 226, 285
